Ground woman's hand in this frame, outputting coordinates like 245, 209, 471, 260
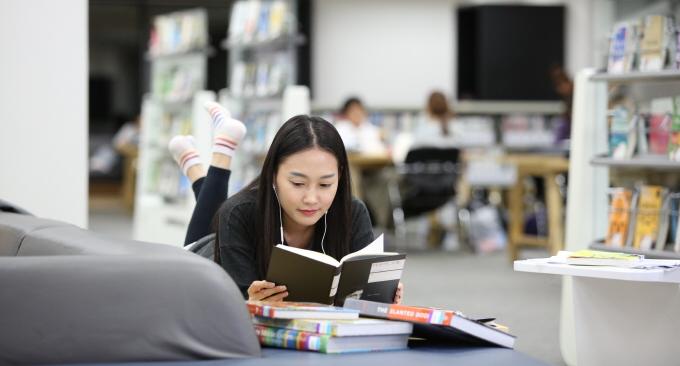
393, 282, 404, 304
247, 280, 288, 302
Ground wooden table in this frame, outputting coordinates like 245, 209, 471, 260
117, 144, 139, 214
504, 154, 570, 262
347, 152, 393, 200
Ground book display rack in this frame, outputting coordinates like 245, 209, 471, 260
133, 9, 215, 246
220, 0, 307, 195
587, 67, 680, 259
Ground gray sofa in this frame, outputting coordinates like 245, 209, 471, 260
0, 212, 260, 365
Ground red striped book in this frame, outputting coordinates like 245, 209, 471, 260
253, 324, 409, 353
246, 301, 359, 320
343, 299, 515, 348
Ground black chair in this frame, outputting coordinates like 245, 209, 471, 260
388, 147, 460, 250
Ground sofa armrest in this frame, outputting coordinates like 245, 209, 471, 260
0, 254, 260, 365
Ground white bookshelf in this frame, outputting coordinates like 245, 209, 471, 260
533, 66, 680, 365
220, 0, 308, 195
133, 9, 214, 247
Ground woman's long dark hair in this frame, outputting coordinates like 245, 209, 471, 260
215, 115, 353, 279
427, 91, 453, 136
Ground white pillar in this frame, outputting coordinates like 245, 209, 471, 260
0, 0, 88, 227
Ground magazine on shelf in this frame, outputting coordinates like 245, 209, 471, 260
625, 188, 641, 248
606, 188, 633, 247
608, 105, 635, 159
675, 197, 680, 253
655, 193, 672, 251
649, 113, 671, 155
608, 21, 639, 73
266, 234, 406, 306
633, 185, 666, 250
668, 97, 680, 161
639, 15, 667, 71
343, 299, 516, 349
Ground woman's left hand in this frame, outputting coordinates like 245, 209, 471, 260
393, 282, 404, 304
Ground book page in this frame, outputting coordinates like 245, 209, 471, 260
340, 234, 397, 264
276, 244, 340, 267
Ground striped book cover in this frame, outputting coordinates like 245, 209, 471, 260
252, 316, 412, 336
246, 301, 359, 320
253, 325, 409, 353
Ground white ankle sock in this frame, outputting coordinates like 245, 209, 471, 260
204, 102, 247, 157
168, 135, 202, 176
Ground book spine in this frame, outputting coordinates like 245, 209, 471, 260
252, 317, 335, 335
344, 299, 454, 325
247, 303, 275, 318
254, 325, 329, 352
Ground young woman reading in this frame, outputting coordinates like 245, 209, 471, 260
169, 103, 403, 304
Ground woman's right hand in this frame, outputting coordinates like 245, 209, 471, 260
247, 280, 288, 302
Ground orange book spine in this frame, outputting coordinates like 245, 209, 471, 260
385, 304, 456, 325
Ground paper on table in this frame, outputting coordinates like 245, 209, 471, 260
547, 251, 680, 270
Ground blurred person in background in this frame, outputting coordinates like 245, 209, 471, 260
412, 91, 459, 148
549, 64, 573, 143
334, 97, 385, 154
392, 91, 460, 163
334, 97, 389, 230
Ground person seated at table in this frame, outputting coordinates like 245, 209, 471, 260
412, 91, 460, 147
334, 97, 386, 154
392, 91, 460, 163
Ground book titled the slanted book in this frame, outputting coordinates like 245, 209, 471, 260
246, 301, 359, 320
343, 299, 516, 349
266, 234, 406, 306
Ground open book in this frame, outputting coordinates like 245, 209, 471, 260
266, 234, 406, 306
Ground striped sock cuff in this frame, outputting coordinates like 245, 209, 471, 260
213, 135, 239, 156
178, 149, 202, 175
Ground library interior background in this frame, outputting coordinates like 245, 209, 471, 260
4, 0, 680, 365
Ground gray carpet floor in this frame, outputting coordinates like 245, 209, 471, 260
89, 200, 566, 365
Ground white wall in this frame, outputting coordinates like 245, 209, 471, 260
313, 0, 609, 109
0, 0, 88, 227
313, 0, 454, 109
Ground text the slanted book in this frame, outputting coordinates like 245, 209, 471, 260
343, 298, 516, 349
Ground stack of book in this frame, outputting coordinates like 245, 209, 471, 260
247, 301, 412, 353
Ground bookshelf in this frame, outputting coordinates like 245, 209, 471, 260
590, 69, 680, 82
220, 0, 308, 195
133, 9, 214, 246
583, 70, 680, 259
551, 67, 680, 366
589, 241, 680, 259
590, 154, 680, 169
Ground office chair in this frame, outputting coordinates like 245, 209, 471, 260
388, 147, 461, 250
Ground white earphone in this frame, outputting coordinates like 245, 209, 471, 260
272, 184, 327, 254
